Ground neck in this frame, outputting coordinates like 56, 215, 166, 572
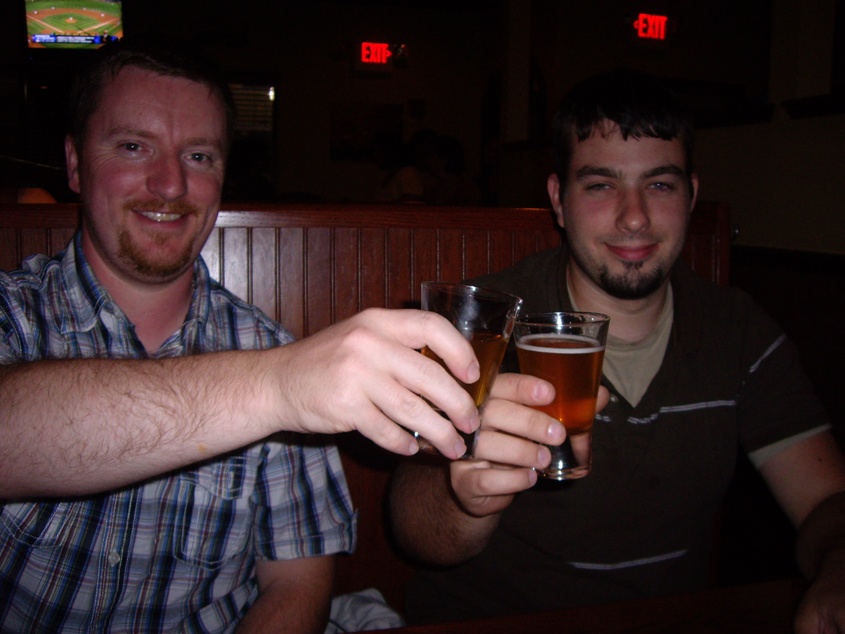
110, 276, 194, 353
82, 242, 194, 353
566, 262, 669, 344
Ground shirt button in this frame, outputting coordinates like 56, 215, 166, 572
108, 551, 121, 566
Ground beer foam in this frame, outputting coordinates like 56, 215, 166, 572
515, 333, 604, 354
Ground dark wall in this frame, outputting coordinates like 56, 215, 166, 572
1, 1, 775, 206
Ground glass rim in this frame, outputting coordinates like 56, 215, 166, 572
421, 281, 523, 304
516, 310, 610, 325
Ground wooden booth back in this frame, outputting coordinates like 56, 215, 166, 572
0, 200, 730, 611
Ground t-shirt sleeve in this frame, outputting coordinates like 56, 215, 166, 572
735, 308, 831, 458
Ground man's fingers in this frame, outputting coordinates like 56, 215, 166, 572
451, 460, 537, 516
374, 389, 470, 460
387, 344, 479, 436
481, 395, 564, 445
368, 308, 480, 384
489, 372, 555, 406
472, 426, 554, 469
597, 385, 610, 413
271, 308, 484, 459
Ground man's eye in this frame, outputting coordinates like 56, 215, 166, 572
188, 152, 212, 163
650, 182, 674, 191
586, 182, 609, 191
120, 142, 141, 152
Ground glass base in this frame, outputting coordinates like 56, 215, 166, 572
538, 464, 590, 480
412, 429, 477, 460
539, 434, 591, 480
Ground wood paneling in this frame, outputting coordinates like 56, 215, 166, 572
0, 200, 730, 611
194, 205, 564, 341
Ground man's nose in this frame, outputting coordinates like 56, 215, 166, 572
617, 191, 650, 234
147, 155, 188, 201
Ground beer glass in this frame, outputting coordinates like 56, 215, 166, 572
514, 311, 609, 480
417, 282, 523, 458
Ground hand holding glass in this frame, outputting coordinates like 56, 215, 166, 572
514, 312, 609, 480
417, 282, 522, 458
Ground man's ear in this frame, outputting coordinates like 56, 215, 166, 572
65, 136, 81, 195
689, 172, 700, 213
547, 173, 565, 229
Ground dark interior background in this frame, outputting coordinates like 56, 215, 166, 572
2, 0, 843, 589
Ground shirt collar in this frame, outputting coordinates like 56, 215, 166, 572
60, 232, 212, 341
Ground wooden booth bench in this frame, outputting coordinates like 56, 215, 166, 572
0, 201, 730, 613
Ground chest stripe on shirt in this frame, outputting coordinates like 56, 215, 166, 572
569, 548, 689, 571
597, 400, 737, 426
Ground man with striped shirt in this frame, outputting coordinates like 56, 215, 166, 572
0, 39, 515, 632
390, 70, 845, 632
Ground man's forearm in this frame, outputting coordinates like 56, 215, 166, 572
390, 459, 500, 566
235, 585, 331, 634
236, 557, 335, 634
0, 350, 279, 499
0, 307, 487, 499
795, 490, 845, 578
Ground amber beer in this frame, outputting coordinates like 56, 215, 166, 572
418, 331, 509, 454
514, 312, 608, 480
421, 331, 509, 407
516, 334, 605, 436
417, 281, 522, 457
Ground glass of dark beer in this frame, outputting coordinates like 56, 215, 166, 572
417, 282, 523, 458
514, 311, 609, 480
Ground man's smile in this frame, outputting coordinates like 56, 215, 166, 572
126, 199, 199, 225
137, 210, 184, 223
605, 243, 658, 262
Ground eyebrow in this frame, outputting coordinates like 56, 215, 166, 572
643, 164, 685, 178
574, 166, 618, 181
105, 126, 154, 139
574, 164, 685, 180
105, 126, 223, 149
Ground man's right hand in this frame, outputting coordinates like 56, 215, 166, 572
388, 372, 611, 566
270, 307, 481, 460
448, 372, 561, 517
449, 376, 610, 517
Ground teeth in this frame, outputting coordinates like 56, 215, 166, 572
139, 211, 181, 222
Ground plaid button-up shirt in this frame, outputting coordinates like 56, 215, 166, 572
0, 234, 356, 632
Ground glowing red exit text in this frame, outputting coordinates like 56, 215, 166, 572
361, 42, 392, 64
633, 13, 668, 40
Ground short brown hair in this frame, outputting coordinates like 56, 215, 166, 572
67, 37, 236, 156
551, 69, 695, 200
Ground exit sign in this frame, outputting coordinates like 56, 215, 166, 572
633, 13, 669, 40
361, 41, 392, 65
354, 41, 408, 73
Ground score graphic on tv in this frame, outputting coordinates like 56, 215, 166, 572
26, 0, 123, 50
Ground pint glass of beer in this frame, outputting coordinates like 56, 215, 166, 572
514, 312, 609, 480
418, 282, 523, 458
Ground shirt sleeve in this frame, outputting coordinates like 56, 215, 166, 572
748, 424, 832, 468
0, 271, 26, 364
735, 308, 831, 458
251, 434, 357, 561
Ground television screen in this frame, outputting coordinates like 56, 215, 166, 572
26, 0, 123, 50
